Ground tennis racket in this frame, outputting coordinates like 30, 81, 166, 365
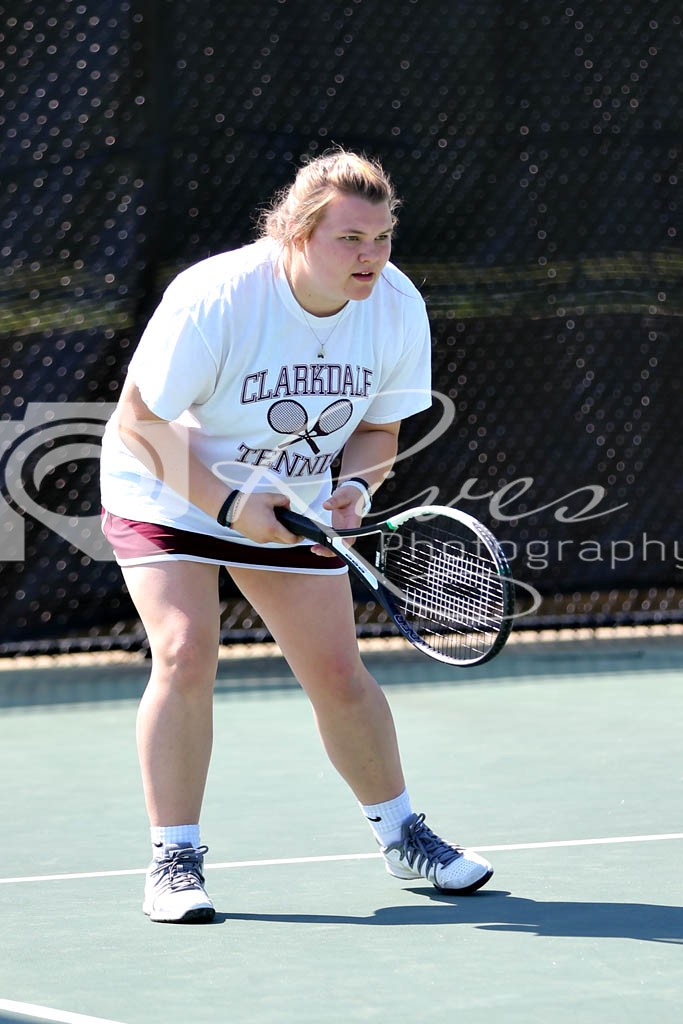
275, 504, 514, 666
268, 399, 353, 454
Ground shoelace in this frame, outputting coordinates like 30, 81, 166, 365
150, 845, 209, 893
400, 814, 463, 872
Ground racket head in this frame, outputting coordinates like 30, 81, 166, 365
373, 505, 515, 666
313, 398, 353, 436
267, 399, 308, 434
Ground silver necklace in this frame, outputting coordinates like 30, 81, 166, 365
280, 252, 346, 359
299, 307, 346, 359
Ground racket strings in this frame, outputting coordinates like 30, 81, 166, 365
317, 401, 352, 434
267, 400, 308, 433
381, 521, 506, 659
418, 551, 500, 625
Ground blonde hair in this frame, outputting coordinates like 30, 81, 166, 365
259, 149, 400, 245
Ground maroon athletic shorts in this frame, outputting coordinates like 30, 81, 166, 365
101, 509, 347, 574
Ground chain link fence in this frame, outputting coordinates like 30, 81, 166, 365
1, 1, 681, 651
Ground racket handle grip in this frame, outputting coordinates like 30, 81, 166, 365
274, 506, 327, 545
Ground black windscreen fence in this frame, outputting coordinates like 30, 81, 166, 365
1, 1, 681, 650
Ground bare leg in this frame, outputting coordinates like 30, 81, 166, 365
122, 561, 221, 826
229, 567, 405, 804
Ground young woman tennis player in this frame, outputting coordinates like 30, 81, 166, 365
99, 149, 493, 923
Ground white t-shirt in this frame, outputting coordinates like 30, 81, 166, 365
100, 238, 432, 545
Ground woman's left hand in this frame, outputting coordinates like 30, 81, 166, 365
313, 485, 365, 556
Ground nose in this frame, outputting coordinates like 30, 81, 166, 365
359, 241, 384, 263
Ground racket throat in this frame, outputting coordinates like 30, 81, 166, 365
330, 537, 379, 590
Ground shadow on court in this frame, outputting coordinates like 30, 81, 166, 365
215, 889, 683, 943
1, 634, 682, 1024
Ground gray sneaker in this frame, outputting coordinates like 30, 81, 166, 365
143, 844, 215, 923
381, 813, 493, 894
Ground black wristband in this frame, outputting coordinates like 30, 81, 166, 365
217, 489, 241, 527
344, 476, 371, 493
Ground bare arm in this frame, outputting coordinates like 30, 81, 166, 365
115, 376, 296, 543
323, 419, 400, 530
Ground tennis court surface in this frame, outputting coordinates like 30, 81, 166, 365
1, 629, 681, 1024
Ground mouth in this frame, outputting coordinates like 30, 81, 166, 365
352, 271, 375, 281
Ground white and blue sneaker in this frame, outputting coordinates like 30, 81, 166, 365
381, 813, 493, 894
143, 844, 215, 923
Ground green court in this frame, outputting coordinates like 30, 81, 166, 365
1, 631, 681, 1023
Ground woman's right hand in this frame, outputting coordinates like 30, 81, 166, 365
231, 492, 301, 545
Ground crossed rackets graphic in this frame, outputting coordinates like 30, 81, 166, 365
267, 398, 353, 454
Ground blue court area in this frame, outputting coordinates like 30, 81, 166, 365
0, 631, 681, 1023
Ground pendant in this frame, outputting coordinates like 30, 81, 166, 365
318, 350, 325, 359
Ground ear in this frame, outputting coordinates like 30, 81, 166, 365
283, 218, 304, 251
290, 230, 308, 252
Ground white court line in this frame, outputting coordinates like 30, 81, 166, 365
2, 835, 682, 1024
0, 999, 126, 1024
480, 833, 683, 851
0, 832, 682, 887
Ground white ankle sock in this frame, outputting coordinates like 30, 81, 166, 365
150, 824, 200, 857
360, 789, 413, 847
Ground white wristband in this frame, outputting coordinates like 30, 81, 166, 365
336, 477, 372, 516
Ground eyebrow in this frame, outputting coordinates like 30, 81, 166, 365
338, 226, 394, 234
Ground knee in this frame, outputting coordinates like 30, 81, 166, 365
149, 630, 218, 693
312, 655, 376, 708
